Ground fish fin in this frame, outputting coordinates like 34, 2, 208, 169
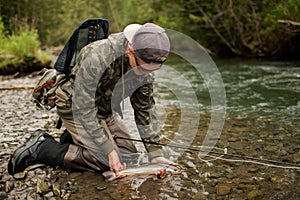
102, 171, 117, 181
116, 174, 126, 179
156, 169, 166, 179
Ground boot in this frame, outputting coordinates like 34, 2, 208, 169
8, 129, 69, 175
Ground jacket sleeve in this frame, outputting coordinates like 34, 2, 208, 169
72, 45, 115, 155
130, 82, 164, 160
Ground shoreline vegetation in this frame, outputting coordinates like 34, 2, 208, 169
0, 0, 300, 75
0, 28, 52, 75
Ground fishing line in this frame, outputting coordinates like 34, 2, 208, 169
113, 135, 300, 170
162, 136, 300, 169
198, 153, 300, 170
162, 135, 227, 164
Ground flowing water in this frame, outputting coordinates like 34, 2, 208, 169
0, 57, 299, 199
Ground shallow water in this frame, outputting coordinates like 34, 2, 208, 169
0, 57, 299, 199
157, 57, 300, 124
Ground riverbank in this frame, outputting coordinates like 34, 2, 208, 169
0, 73, 299, 199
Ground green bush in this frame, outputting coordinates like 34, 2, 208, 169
0, 17, 51, 73
1, 30, 40, 59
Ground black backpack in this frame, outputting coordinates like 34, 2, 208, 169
54, 18, 109, 76
32, 18, 109, 110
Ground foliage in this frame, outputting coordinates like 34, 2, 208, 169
0, 17, 4, 35
2, 30, 40, 58
183, 0, 300, 57
0, 0, 105, 45
0, 0, 299, 59
0, 17, 51, 73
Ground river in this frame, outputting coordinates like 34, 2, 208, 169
0, 57, 299, 199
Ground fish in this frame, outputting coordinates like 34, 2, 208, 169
102, 163, 182, 181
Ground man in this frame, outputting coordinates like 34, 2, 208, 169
8, 23, 177, 176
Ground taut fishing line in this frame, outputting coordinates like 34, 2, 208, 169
162, 135, 300, 170
114, 135, 300, 170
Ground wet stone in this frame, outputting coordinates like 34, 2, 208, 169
36, 178, 51, 194
44, 191, 54, 198
236, 184, 256, 191
247, 190, 264, 200
0, 192, 8, 199
259, 132, 269, 137
207, 171, 221, 178
52, 182, 61, 196
263, 145, 278, 152
229, 142, 244, 150
96, 182, 107, 191
69, 172, 82, 179
0, 168, 6, 176
13, 172, 27, 180
62, 192, 72, 199
4, 181, 14, 193
216, 183, 232, 196
247, 167, 259, 173
286, 148, 295, 154
66, 185, 78, 193
228, 137, 238, 142
192, 192, 208, 200
1, 174, 10, 182
41, 114, 49, 119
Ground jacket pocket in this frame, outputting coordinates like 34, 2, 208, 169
55, 82, 73, 109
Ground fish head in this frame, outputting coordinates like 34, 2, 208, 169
165, 165, 182, 175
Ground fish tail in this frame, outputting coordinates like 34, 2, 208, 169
102, 171, 117, 181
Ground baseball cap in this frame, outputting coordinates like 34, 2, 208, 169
123, 24, 142, 44
124, 23, 170, 64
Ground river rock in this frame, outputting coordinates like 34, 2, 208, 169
192, 192, 208, 200
286, 148, 295, 154
0, 192, 8, 199
263, 145, 278, 152
247, 190, 264, 199
4, 180, 14, 193
44, 191, 54, 198
216, 183, 231, 196
36, 178, 51, 194
236, 184, 256, 191
62, 192, 72, 199
228, 137, 238, 142
52, 182, 61, 196
96, 182, 107, 191
26, 190, 36, 200
230, 142, 244, 150
13, 172, 27, 180
259, 132, 269, 137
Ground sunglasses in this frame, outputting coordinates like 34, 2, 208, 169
136, 65, 161, 73
134, 56, 162, 72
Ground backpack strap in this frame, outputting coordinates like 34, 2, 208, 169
54, 18, 109, 76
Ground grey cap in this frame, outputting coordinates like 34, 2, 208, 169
132, 23, 170, 63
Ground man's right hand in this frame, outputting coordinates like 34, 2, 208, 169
151, 156, 178, 166
108, 150, 126, 176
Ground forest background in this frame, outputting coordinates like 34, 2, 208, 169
0, 0, 299, 74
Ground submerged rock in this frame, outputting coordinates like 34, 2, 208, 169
247, 190, 264, 200
216, 183, 232, 196
192, 192, 208, 200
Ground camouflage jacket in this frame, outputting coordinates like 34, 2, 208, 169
56, 32, 162, 159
